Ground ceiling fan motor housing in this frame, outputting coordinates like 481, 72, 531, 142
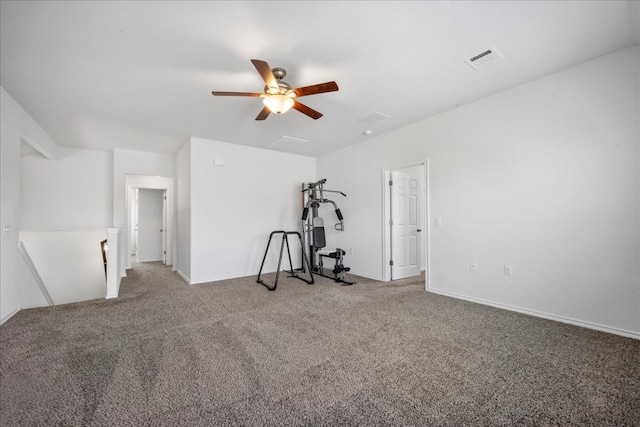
272, 67, 286, 80
266, 67, 293, 95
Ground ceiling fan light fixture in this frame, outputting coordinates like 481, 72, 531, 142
212, 59, 338, 120
263, 94, 295, 114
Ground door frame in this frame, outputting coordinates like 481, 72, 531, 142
136, 188, 166, 263
382, 160, 430, 290
124, 174, 175, 271
389, 166, 421, 280
131, 188, 138, 257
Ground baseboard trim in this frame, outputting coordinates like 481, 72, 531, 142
176, 269, 191, 284
348, 270, 381, 281
1, 307, 21, 325
428, 288, 640, 340
189, 272, 260, 286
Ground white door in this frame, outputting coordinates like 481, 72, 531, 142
137, 188, 164, 262
391, 170, 421, 280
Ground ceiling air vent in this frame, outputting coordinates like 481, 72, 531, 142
465, 47, 504, 71
357, 111, 390, 125
267, 135, 309, 152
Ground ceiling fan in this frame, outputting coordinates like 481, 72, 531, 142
211, 59, 339, 120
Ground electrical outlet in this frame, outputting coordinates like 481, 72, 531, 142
470, 261, 478, 271
504, 265, 513, 276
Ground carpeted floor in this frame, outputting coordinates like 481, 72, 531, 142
1, 262, 639, 426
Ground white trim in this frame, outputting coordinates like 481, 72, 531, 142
0, 307, 21, 325
105, 228, 121, 299
176, 269, 191, 284
348, 270, 381, 281
424, 159, 431, 292
429, 288, 640, 340
18, 241, 54, 306
124, 174, 176, 276
381, 160, 429, 285
381, 169, 391, 281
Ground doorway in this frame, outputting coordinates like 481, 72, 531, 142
124, 174, 174, 272
133, 188, 166, 263
382, 161, 429, 287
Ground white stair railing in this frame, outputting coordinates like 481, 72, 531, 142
18, 241, 54, 306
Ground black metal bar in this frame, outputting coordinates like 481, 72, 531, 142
257, 231, 314, 291
256, 230, 280, 288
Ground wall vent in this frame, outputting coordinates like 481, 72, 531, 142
267, 135, 309, 151
357, 111, 390, 125
465, 47, 504, 71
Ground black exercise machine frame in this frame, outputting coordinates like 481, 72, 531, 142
301, 179, 355, 286
256, 230, 314, 291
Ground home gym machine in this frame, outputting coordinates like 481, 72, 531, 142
301, 179, 355, 285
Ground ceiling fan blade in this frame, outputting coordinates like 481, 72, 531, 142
255, 106, 271, 121
294, 81, 339, 97
211, 91, 262, 97
251, 59, 278, 90
293, 101, 323, 120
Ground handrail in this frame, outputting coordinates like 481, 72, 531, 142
18, 241, 54, 306
100, 239, 107, 278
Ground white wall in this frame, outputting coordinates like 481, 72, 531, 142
21, 147, 113, 230
113, 148, 176, 274
1, 87, 57, 322
176, 140, 191, 281
19, 147, 113, 304
317, 47, 640, 337
19, 231, 107, 305
186, 137, 316, 284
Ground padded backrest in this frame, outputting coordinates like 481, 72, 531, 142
312, 217, 326, 248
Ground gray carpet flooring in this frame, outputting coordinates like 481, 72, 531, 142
1, 262, 639, 426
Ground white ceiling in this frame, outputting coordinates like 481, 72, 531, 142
2, 1, 639, 157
